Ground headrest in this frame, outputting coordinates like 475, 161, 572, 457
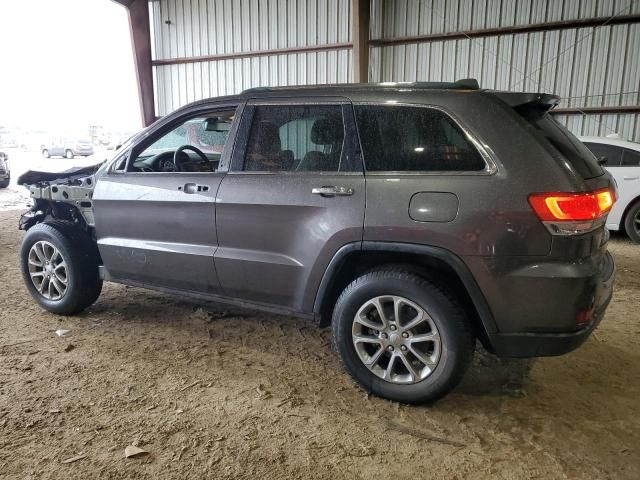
310, 118, 343, 145
253, 121, 281, 154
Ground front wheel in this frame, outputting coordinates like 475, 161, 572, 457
20, 222, 102, 315
624, 201, 640, 244
332, 270, 475, 404
65, 149, 74, 159
42, 149, 50, 158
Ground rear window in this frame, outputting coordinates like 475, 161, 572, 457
354, 105, 486, 172
520, 113, 604, 179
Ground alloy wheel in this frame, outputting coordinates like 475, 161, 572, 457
352, 295, 442, 384
27, 241, 68, 300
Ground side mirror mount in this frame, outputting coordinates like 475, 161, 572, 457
597, 156, 608, 166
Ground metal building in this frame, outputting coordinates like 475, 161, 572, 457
115, 0, 640, 142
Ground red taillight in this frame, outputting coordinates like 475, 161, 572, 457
528, 189, 615, 222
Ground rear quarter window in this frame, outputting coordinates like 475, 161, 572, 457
354, 105, 486, 172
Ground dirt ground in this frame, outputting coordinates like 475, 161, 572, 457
0, 202, 639, 479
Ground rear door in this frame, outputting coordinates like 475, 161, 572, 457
214, 99, 365, 311
93, 103, 241, 294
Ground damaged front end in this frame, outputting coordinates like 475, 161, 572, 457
18, 163, 103, 231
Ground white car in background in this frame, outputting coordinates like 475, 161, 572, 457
580, 135, 640, 243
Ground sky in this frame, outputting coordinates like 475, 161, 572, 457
0, 0, 142, 132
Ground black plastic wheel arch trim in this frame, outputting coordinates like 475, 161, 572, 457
312, 240, 498, 334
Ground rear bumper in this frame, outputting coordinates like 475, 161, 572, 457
486, 250, 615, 358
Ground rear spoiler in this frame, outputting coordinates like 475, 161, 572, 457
490, 91, 560, 117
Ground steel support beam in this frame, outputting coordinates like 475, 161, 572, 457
553, 105, 640, 115
352, 0, 370, 83
151, 43, 352, 66
370, 14, 640, 47
117, 0, 156, 127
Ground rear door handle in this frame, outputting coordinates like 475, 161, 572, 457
623, 176, 639, 181
180, 183, 210, 194
311, 186, 354, 197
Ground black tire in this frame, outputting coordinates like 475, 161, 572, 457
42, 149, 50, 158
332, 269, 475, 404
65, 149, 74, 159
20, 222, 102, 315
624, 201, 640, 244
0, 180, 8, 189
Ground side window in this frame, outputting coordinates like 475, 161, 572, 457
243, 105, 345, 172
583, 143, 623, 167
622, 148, 640, 167
128, 110, 235, 172
354, 105, 486, 172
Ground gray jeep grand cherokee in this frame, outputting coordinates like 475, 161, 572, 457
17, 80, 616, 403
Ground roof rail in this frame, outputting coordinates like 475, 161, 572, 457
240, 78, 481, 95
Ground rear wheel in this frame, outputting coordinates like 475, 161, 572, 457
65, 149, 74, 159
20, 222, 102, 315
42, 149, 50, 158
624, 201, 640, 244
0, 180, 8, 189
332, 269, 475, 404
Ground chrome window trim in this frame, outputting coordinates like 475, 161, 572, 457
352, 102, 499, 176
119, 171, 225, 176
225, 171, 363, 176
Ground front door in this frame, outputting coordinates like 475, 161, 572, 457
92, 105, 239, 294
214, 100, 365, 311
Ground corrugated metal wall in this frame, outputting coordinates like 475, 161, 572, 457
149, 0, 352, 116
148, 0, 640, 142
370, 0, 640, 141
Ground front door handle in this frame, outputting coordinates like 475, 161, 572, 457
181, 183, 210, 194
623, 176, 639, 181
311, 186, 354, 197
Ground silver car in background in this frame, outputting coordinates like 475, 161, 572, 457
0, 151, 9, 188
580, 136, 640, 243
42, 138, 94, 159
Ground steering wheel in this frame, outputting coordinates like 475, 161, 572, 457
173, 145, 208, 171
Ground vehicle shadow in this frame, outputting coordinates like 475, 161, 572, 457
455, 345, 533, 397
85, 285, 534, 399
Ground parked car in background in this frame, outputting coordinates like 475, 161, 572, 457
42, 138, 94, 159
17, 81, 616, 404
0, 151, 9, 188
580, 136, 640, 243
